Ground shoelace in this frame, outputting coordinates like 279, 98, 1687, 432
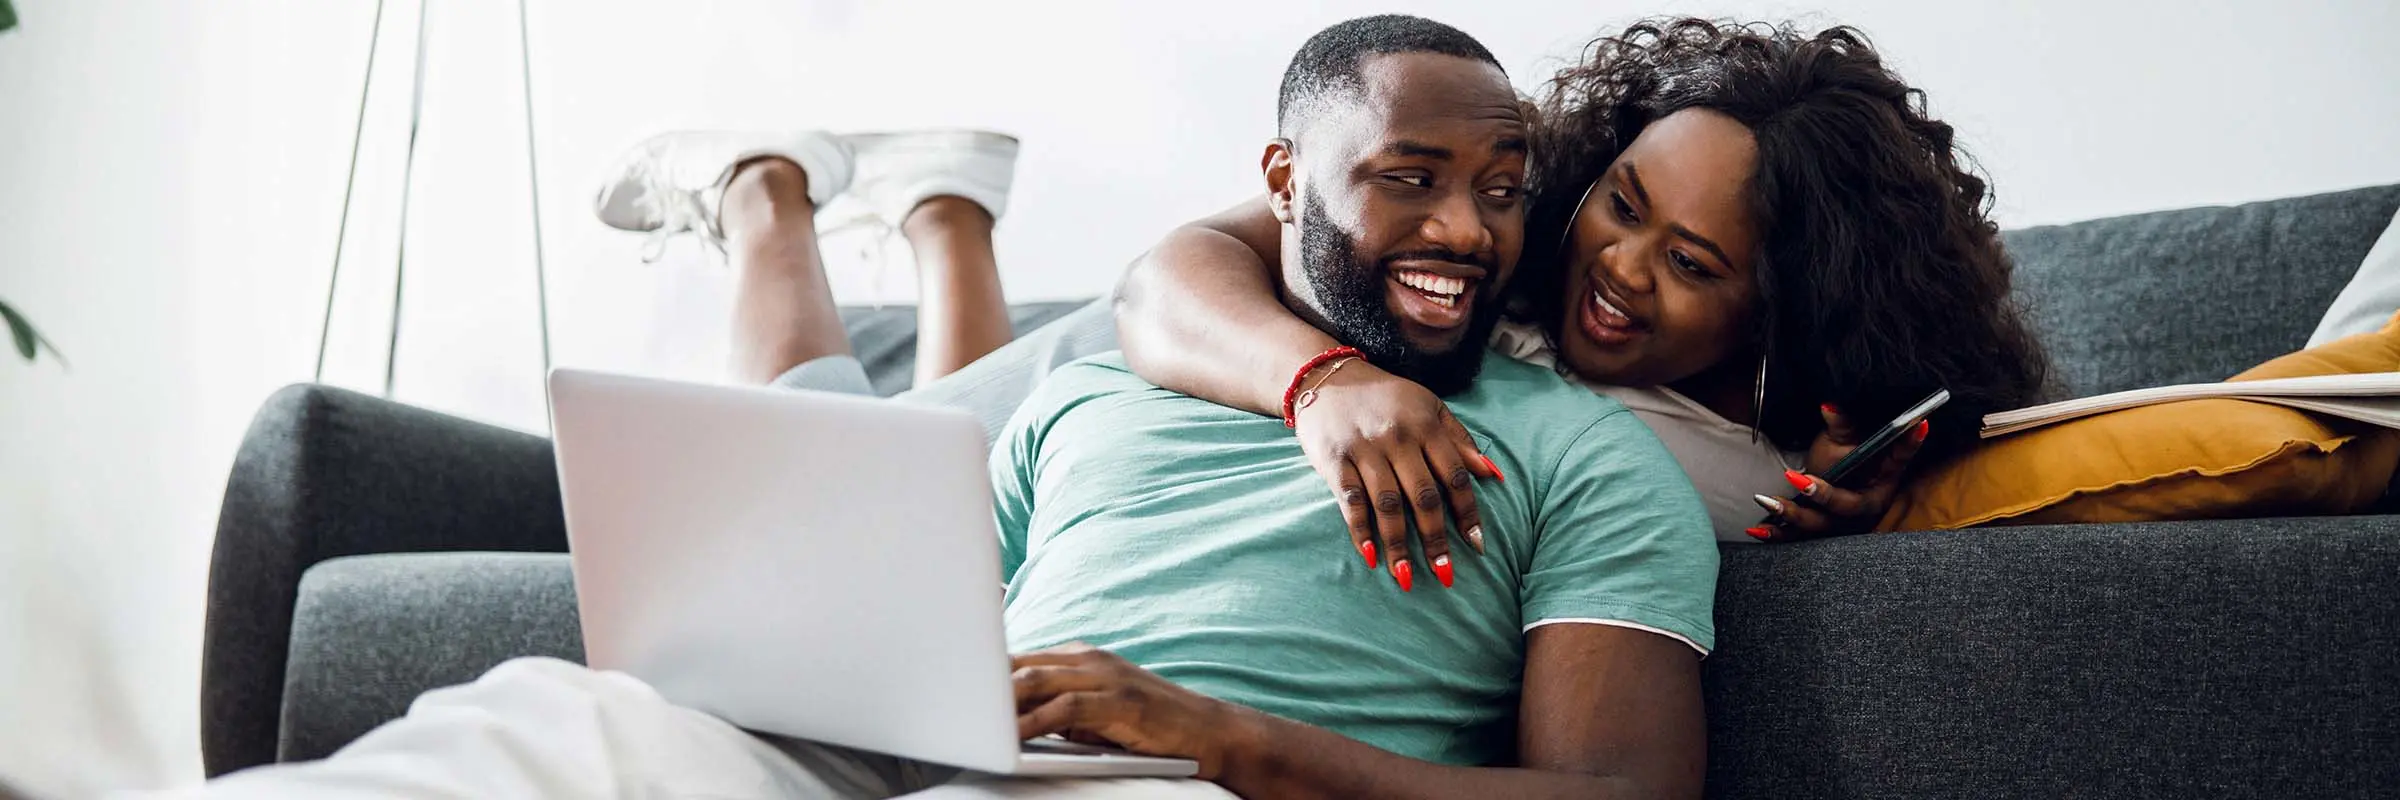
628, 160, 910, 301
638, 186, 724, 263
821, 212, 906, 300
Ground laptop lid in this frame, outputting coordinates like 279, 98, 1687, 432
549, 368, 1021, 773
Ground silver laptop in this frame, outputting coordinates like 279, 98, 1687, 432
548, 368, 1197, 778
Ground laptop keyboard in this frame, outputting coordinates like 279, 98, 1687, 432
1020, 737, 1139, 757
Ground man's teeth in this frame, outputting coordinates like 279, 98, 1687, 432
1396, 271, 1468, 297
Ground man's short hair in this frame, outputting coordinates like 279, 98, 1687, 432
1276, 15, 1505, 137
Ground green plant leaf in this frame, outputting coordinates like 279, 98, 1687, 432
0, 300, 34, 360
0, 0, 17, 34
0, 298, 65, 367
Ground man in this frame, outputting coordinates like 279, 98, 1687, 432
156, 15, 1715, 799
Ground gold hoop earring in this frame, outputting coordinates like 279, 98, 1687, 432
1557, 179, 1602, 256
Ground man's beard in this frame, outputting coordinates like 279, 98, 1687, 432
1297, 193, 1505, 397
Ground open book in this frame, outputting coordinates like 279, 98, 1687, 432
1981, 372, 2400, 438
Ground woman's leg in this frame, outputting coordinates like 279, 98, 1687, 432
895, 297, 1116, 448
904, 197, 1015, 386
592, 129, 1018, 391
722, 157, 852, 386
723, 177, 1012, 390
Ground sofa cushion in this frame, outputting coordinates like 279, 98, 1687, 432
281, 553, 581, 763
1706, 518, 2400, 798
2004, 183, 2400, 397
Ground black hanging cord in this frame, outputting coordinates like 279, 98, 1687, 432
517, 0, 553, 379
311, 0, 389, 382
381, 0, 431, 398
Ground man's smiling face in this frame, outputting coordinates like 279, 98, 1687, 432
1274, 51, 1529, 396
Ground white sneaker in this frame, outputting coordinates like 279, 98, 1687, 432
591, 130, 856, 259
818, 129, 1019, 232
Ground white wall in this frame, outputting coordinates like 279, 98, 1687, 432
2, 0, 2395, 793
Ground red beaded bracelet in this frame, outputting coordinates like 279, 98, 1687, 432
1282, 346, 1363, 428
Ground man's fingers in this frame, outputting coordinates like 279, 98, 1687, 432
1017, 691, 1111, 741
1390, 456, 1455, 590
1013, 664, 1108, 710
1063, 730, 1115, 747
1820, 403, 1861, 446
1355, 458, 1417, 592
1008, 642, 1107, 669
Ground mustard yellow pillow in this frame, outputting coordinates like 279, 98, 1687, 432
1878, 315, 2400, 530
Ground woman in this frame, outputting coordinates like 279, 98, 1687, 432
1115, 18, 2053, 543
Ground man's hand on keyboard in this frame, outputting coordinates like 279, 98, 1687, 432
1011, 642, 1265, 780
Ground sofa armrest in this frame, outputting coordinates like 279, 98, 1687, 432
204, 385, 569, 775
279, 553, 581, 763
1702, 514, 2400, 798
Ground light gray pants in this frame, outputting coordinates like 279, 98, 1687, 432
772, 298, 1119, 446
138, 658, 1231, 799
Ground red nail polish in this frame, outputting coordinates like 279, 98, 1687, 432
1783, 469, 1815, 495
1360, 540, 1378, 569
1745, 526, 1773, 540
1821, 403, 1840, 416
1480, 455, 1504, 482
1393, 559, 1414, 592
1911, 419, 1931, 443
1432, 554, 1453, 588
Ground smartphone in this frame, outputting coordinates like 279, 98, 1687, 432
1818, 388, 1951, 487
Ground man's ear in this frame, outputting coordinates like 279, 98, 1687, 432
1263, 138, 1297, 224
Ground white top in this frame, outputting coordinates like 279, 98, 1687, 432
1491, 322, 1801, 542
2308, 205, 2400, 347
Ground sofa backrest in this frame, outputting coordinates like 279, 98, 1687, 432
2003, 184, 2400, 398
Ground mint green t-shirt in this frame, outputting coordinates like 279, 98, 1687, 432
990, 351, 1716, 766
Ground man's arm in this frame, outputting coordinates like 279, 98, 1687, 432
1222, 624, 1702, 799
1012, 626, 1702, 800
1219, 406, 1713, 797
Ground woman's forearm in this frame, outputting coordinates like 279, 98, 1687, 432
1114, 200, 1338, 417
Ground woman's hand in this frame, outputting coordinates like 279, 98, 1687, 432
1292, 361, 1501, 590
1012, 643, 1263, 779
1747, 404, 1927, 542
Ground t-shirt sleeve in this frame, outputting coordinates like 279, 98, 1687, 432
987, 379, 1051, 585
1521, 409, 1721, 654
989, 358, 1127, 586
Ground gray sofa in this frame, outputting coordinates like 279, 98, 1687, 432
203, 184, 2400, 797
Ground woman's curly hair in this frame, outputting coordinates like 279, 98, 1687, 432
1513, 18, 2052, 459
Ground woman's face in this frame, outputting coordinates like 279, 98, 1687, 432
1555, 108, 1763, 389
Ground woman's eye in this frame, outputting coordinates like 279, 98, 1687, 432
1669, 250, 1708, 276
1609, 191, 1637, 223
1481, 185, 1522, 200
